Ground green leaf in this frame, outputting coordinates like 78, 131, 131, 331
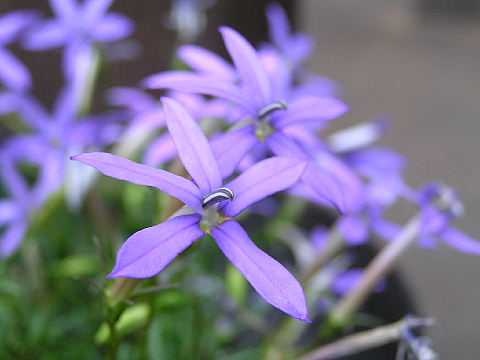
95, 303, 150, 344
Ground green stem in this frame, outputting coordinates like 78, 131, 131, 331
301, 228, 345, 284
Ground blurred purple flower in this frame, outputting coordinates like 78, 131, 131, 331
332, 268, 386, 296
0, 136, 62, 257
265, 3, 314, 69
72, 98, 309, 321
23, 0, 133, 51
22, 0, 133, 95
414, 182, 480, 255
0, 10, 38, 91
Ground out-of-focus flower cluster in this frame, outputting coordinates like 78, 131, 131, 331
1, 0, 478, 324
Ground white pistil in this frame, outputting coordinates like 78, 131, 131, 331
258, 100, 288, 120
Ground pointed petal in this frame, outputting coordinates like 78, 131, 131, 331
83, 0, 113, 24
301, 162, 346, 213
314, 151, 364, 213
225, 157, 307, 217
144, 71, 255, 113
266, 131, 307, 159
338, 215, 368, 245
71, 152, 203, 212
22, 20, 68, 50
266, 3, 290, 47
442, 227, 480, 255
347, 147, 406, 178
143, 133, 177, 167
212, 220, 309, 321
273, 96, 348, 130
0, 48, 31, 91
162, 97, 221, 194
220, 26, 271, 107
108, 214, 204, 278
210, 125, 258, 179
49, 0, 76, 19
0, 10, 39, 44
178, 45, 234, 80
93, 13, 134, 42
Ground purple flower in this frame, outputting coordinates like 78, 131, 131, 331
145, 26, 358, 212
414, 182, 480, 254
0, 136, 62, 257
22, 0, 133, 95
23, 0, 133, 51
0, 10, 38, 91
265, 3, 314, 69
72, 98, 310, 321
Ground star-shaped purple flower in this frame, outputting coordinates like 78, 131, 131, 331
23, 0, 133, 52
72, 97, 310, 321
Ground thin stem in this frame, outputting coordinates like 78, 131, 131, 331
301, 228, 345, 284
297, 317, 434, 360
329, 215, 421, 328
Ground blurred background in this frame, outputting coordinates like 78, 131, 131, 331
1, 0, 479, 358
300, 1, 480, 359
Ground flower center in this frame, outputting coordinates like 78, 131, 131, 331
254, 101, 288, 142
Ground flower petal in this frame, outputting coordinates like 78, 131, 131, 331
210, 125, 258, 179
225, 157, 307, 217
441, 227, 480, 255
212, 220, 309, 321
346, 147, 406, 178
22, 20, 68, 50
266, 3, 290, 48
314, 151, 364, 213
108, 214, 204, 278
144, 71, 255, 113
50, 0, 76, 19
0, 10, 38, 45
162, 97, 222, 194
301, 162, 346, 213
83, 0, 113, 25
219, 26, 271, 108
266, 131, 307, 159
71, 152, 203, 212
93, 13, 134, 42
143, 133, 177, 167
338, 215, 368, 245
273, 96, 348, 130
178, 45, 234, 81
0, 48, 31, 91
